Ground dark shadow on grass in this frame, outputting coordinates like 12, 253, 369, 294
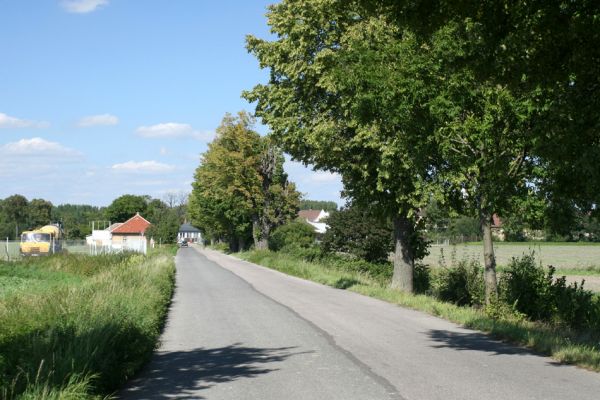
427, 329, 535, 357
333, 277, 361, 290
119, 343, 308, 399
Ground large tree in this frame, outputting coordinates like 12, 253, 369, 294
245, 0, 440, 291
28, 198, 53, 229
105, 194, 148, 223
245, 0, 600, 301
1, 194, 29, 239
189, 112, 300, 250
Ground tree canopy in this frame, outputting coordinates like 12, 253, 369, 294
189, 112, 300, 250
245, 0, 600, 300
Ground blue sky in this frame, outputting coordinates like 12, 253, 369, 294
0, 0, 343, 207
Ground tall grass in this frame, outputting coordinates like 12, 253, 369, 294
0, 251, 175, 399
239, 249, 600, 372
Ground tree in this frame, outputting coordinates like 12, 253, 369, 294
189, 112, 300, 251
358, 0, 600, 302
253, 138, 301, 249
299, 200, 338, 212
105, 195, 148, 223
52, 204, 103, 239
1, 194, 29, 239
321, 206, 393, 263
245, 0, 440, 292
145, 208, 180, 243
28, 199, 53, 228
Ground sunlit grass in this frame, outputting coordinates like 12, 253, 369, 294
0, 250, 175, 399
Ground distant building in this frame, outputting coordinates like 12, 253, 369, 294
298, 209, 330, 234
110, 213, 151, 252
178, 223, 202, 243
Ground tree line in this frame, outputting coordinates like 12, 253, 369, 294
243, 0, 600, 303
0, 193, 188, 243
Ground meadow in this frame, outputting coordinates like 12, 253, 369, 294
424, 242, 600, 270
0, 248, 175, 399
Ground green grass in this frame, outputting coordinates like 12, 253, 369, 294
0, 250, 176, 399
238, 249, 600, 372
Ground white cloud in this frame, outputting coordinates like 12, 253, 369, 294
111, 160, 176, 173
61, 0, 108, 14
159, 147, 170, 156
77, 114, 119, 127
0, 113, 49, 129
136, 123, 214, 141
0, 138, 83, 181
306, 170, 341, 183
0, 137, 80, 157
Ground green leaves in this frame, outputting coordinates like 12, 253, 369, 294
189, 112, 300, 249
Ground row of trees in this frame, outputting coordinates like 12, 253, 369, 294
244, 0, 600, 302
0, 193, 188, 243
188, 112, 301, 251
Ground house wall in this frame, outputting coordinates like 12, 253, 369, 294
178, 231, 201, 242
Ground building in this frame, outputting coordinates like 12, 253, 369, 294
178, 223, 202, 243
298, 209, 330, 234
110, 213, 151, 253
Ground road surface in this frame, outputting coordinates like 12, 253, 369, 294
120, 246, 600, 399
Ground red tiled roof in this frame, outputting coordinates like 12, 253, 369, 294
111, 213, 151, 234
298, 209, 321, 222
492, 214, 502, 228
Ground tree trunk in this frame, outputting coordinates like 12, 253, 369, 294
391, 214, 414, 293
480, 210, 498, 304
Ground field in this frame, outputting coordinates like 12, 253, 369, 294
424, 242, 600, 270
0, 249, 175, 399
424, 242, 600, 292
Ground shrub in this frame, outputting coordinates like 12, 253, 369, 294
321, 207, 393, 263
268, 221, 315, 252
500, 254, 600, 331
431, 260, 484, 306
321, 254, 392, 282
413, 263, 431, 294
499, 254, 554, 321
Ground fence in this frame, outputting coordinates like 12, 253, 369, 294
2, 238, 147, 261
426, 235, 482, 246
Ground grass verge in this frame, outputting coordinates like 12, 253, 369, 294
238, 249, 600, 372
0, 250, 176, 399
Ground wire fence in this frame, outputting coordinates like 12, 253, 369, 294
1, 238, 148, 261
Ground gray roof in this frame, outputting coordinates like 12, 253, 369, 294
179, 223, 201, 233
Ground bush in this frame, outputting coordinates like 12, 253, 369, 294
268, 221, 316, 252
321, 207, 393, 263
321, 255, 392, 282
413, 263, 431, 294
499, 254, 554, 321
431, 260, 484, 306
500, 254, 600, 331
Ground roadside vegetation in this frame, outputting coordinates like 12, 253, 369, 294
0, 248, 175, 399
213, 218, 600, 372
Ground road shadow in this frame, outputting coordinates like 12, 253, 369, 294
119, 343, 306, 399
427, 329, 534, 356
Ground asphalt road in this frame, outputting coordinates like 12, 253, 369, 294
121, 246, 600, 399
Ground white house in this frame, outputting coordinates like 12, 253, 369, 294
298, 209, 330, 234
